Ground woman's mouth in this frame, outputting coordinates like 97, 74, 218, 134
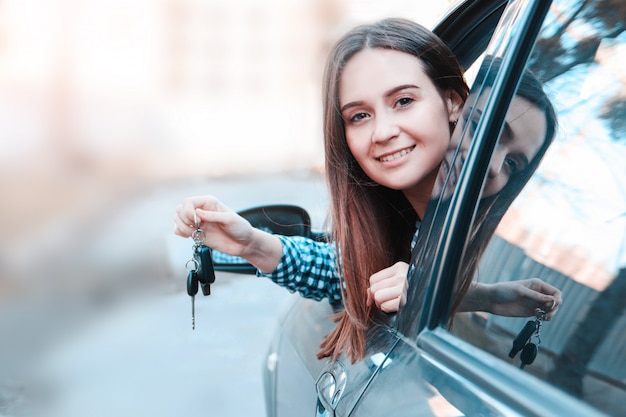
377, 146, 416, 162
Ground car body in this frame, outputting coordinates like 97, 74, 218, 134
216, 0, 626, 415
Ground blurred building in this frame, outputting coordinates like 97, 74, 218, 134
0, 0, 451, 179
0, 0, 451, 245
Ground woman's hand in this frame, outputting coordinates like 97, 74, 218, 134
174, 195, 283, 272
367, 262, 409, 313
466, 278, 562, 320
174, 195, 254, 256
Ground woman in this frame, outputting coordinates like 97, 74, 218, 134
174, 18, 560, 362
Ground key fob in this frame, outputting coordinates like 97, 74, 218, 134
195, 245, 215, 295
187, 270, 199, 296
509, 320, 537, 358
520, 342, 538, 368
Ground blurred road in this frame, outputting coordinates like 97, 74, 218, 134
1, 170, 328, 417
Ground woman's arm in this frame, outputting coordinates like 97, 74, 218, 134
459, 278, 562, 320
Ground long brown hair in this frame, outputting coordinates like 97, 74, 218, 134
318, 18, 469, 362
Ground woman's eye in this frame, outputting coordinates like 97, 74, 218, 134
348, 112, 369, 123
395, 97, 414, 108
465, 117, 479, 135
504, 156, 522, 174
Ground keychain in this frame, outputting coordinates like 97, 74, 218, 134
509, 309, 546, 369
184, 212, 216, 329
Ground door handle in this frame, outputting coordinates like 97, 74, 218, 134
315, 361, 346, 416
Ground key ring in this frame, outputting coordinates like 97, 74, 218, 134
192, 211, 205, 245
192, 229, 205, 245
535, 309, 547, 321
186, 259, 199, 271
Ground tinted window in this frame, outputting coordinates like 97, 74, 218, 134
451, 1, 626, 415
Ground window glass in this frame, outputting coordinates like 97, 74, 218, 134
398, 0, 539, 338
450, 1, 626, 415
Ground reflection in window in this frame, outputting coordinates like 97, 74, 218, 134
453, 1, 626, 415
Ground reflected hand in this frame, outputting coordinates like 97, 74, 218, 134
486, 278, 562, 320
367, 262, 409, 313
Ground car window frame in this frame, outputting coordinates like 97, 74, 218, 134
421, 0, 552, 332
395, 0, 551, 338
434, 0, 508, 69
398, 0, 608, 415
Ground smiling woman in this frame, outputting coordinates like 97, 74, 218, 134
258, 1, 625, 415
174, 17, 561, 366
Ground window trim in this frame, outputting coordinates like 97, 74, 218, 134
402, 0, 611, 413
403, 0, 611, 414
419, 0, 552, 332
417, 328, 608, 417
433, 0, 508, 69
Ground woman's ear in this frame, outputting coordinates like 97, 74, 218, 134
446, 90, 464, 123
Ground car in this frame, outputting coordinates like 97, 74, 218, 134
214, 0, 626, 415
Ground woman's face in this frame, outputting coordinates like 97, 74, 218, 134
339, 48, 461, 213
435, 88, 547, 198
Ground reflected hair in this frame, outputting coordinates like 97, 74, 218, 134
450, 56, 558, 316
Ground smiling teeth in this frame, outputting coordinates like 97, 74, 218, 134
379, 147, 413, 162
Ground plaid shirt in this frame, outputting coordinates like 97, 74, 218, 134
257, 222, 421, 304
256, 235, 342, 304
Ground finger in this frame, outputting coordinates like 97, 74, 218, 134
369, 262, 409, 286
372, 286, 402, 309
173, 216, 194, 237
196, 208, 234, 225
544, 297, 562, 320
527, 278, 563, 316
529, 278, 562, 298
176, 202, 198, 228
379, 298, 401, 314
369, 268, 394, 287
519, 282, 556, 305
369, 269, 408, 294
369, 277, 395, 294
178, 196, 224, 227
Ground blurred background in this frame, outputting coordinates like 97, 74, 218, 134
0, 0, 453, 290
0, 1, 453, 416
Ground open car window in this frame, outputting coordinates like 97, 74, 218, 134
397, 0, 549, 337
452, 1, 626, 414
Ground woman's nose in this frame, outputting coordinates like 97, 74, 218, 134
372, 113, 400, 143
489, 148, 506, 178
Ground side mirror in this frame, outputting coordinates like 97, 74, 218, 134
212, 204, 313, 274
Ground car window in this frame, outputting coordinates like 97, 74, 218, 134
447, 1, 626, 415
397, 0, 549, 339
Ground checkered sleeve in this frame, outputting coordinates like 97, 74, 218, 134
256, 235, 342, 304
211, 250, 248, 264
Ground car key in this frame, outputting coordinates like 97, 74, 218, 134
509, 320, 536, 358
187, 270, 199, 329
511, 309, 546, 369
194, 244, 215, 296
519, 342, 537, 369
183, 212, 209, 329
